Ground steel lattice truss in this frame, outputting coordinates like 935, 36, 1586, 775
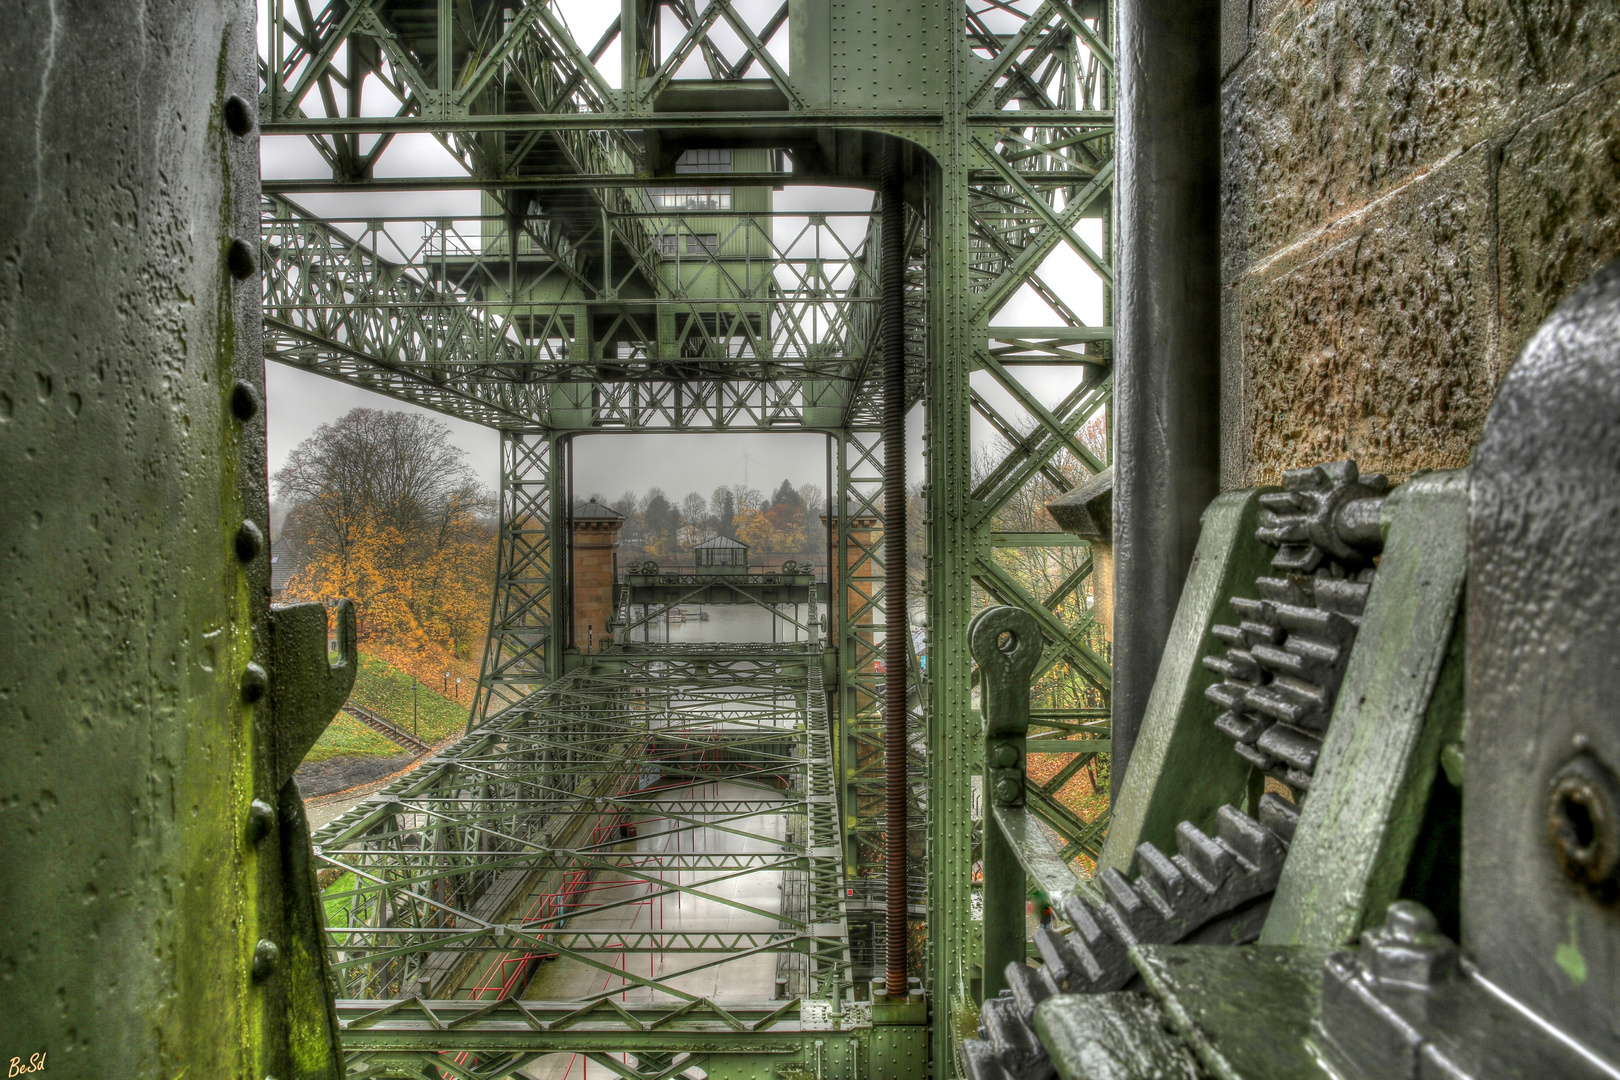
314, 644, 851, 1077
471, 431, 554, 719
336, 998, 836, 1080
262, 195, 890, 431
258, 0, 1115, 1066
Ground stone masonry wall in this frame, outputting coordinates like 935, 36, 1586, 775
572, 521, 621, 649
1220, 0, 1620, 486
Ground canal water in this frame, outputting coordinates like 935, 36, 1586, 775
622, 601, 815, 645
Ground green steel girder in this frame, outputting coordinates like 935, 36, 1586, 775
335, 998, 866, 1080
261, 196, 893, 433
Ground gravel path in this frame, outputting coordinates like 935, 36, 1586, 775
299, 733, 462, 831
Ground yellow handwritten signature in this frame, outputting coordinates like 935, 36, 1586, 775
8, 1053, 45, 1077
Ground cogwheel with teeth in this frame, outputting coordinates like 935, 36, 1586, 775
961, 462, 1389, 1080
1203, 460, 1386, 822
1254, 460, 1388, 575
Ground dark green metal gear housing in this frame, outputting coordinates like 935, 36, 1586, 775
965, 266, 1620, 1080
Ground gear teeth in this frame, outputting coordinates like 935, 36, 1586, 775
1006, 961, 1054, 1022
1238, 616, 1285, 645
1257, 723, 1322, 773
1273, 603, 1354, 646
962, 1033, 1023, 1080
1059, 894, 1130, 989
1176, 819, 1235, 888
964, 465, 1395, 1077
1034, 921, 1102, 991
1229, 596, 1270, 621
1258, 792, 1300, 844
1097, 868, 1168, 939
971, 991, 1054, 1080
1244, 683, 1315, 727
1314, 577, 1372, 620
1032, 924, 1078, 987
1136, 843, 1192, 908
1258, 490, 1304, 513
1096, 866, 1138, 915
1214, 710, 1269, 743
1203, 650, 1259, 681
1250, 641, 1320, 681
1233, 740, 1274, 771
1204, 680, 1250, 712
1034, 963, 1062, 999
1216, 805, 1286, 870
1256, 576, 1312, 605
964, 807, 1291, 1079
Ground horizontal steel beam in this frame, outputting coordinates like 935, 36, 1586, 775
263, 111, 1113, 135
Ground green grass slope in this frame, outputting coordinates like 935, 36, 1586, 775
304, 653, 472, 762
303, 714, 399, 763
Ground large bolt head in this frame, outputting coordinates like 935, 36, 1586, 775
1548, 752, 1620, 898
246, 799, 276, 843
1361, 900, 1457, 986
252, 938, 280, 982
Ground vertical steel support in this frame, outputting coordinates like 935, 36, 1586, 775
837, 428, 887, 886
554, 432, 572, 665
882, 142, 910, 994
971, 607, 1041, 1002
436, 0, 453, 108
471, 429, 558, 725
932, 16, 981, 1059
1111, 0, 1222, 795
0, 3, 345, 1076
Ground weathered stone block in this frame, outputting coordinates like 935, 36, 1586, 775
1221, 281, 1249, 489
1224, 0, 1620, 271
1236, 146, 1498, 484
1222, 0, 1254, 78
1499, 73, 1620, 366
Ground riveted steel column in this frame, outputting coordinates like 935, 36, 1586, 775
1111, 0, 1222, 801
881, 140, 910, 995
0, 2, 342, 1078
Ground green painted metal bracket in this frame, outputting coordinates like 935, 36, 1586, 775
270, 598, 359, 789
991, 804, 1084, 913
970, 605, 1042, 1002
1261, 469, 1468, 947
1099, 490, 1277, 874
265, 597, 357, 1079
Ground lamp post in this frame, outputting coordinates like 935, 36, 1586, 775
443, 672, 448, 696
412, 676, 418, 737
455, 677, 461, 702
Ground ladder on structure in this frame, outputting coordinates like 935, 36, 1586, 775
340, 702, 430, 754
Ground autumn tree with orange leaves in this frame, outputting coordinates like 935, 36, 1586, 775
273, 408, 495, 687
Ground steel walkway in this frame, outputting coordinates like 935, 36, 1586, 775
315, 643, 859, 1079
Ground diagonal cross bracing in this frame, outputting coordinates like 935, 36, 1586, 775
260, 195, 888, 432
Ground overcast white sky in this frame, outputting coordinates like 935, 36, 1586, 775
260, 0, 1105, 503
